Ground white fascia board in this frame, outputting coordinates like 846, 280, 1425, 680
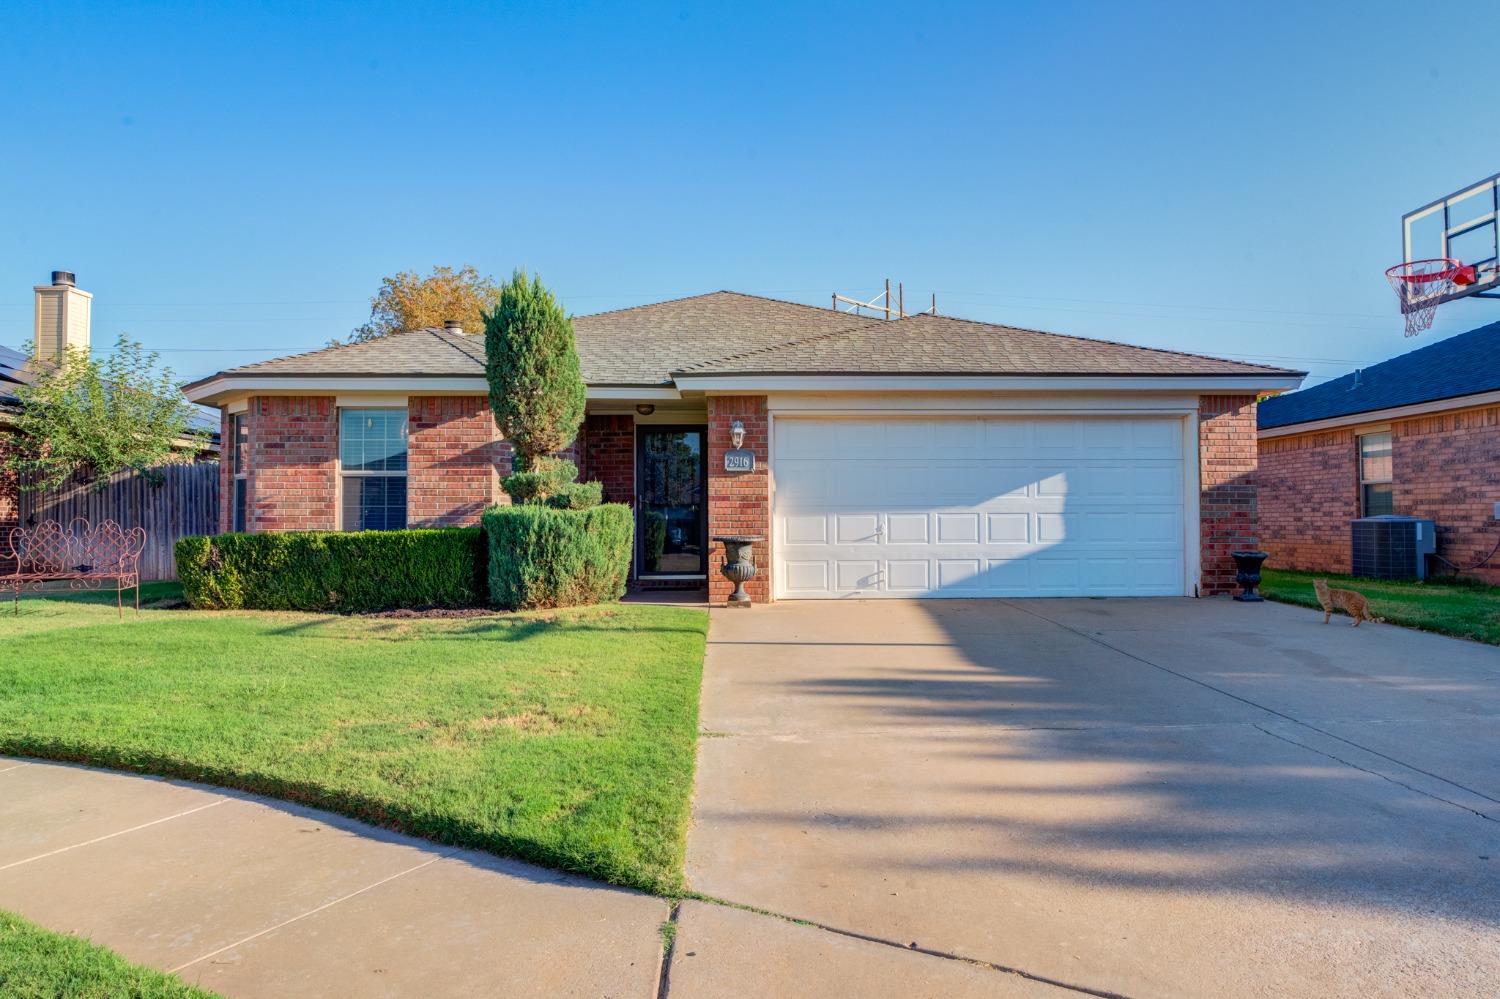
673, 374, 1304, 394
185, 376, 680, 406
766, 390, 1200, 414
1256, 389, 1500, 439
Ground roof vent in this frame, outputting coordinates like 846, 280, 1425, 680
51, 270, 76, 287
443, 319, 464, 334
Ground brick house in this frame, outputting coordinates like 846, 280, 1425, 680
184, 291, 1301, 603
1258, 321, 1500, 582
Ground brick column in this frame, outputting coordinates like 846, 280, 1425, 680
218, 410, 234, 534
407, 396, 511, 527
707, 396, 770, 604
248, 396, 337, 532
1198, 394, 1259, 596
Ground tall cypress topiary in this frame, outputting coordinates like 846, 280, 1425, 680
484, 271, 588, 503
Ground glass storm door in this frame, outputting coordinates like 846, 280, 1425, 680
637, 428, 706, 576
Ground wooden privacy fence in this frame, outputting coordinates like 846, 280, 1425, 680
17, 462, 219, 581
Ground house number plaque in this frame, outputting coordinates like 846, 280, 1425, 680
723, 449, 755, 472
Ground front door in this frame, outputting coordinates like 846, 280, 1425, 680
637, 427, 707, 577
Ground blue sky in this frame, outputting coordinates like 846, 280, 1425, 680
2, 1, 1496, 389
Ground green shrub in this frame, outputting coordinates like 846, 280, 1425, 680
176, 528, 486, 613
501, 456, 579, 505
482, 504, 633, 610
548, 480, 603, 510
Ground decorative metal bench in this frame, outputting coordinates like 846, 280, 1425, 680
1, 518, 147, 618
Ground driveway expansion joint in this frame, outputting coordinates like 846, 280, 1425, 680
1001, 599, 1500, 810
1252, 723, 1497, 823
684, 892, 1137, 999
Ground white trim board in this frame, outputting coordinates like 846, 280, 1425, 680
680, 374, 1302, 394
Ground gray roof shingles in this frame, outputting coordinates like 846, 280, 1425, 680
1258, 321, 1500, 430
192, 290, 1299, 389
678, 312, 1296, 377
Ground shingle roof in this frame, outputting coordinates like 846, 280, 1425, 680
575, 291, 872, 384
677, 312, 1298, 377
217, 326, 487, 378
190, 290, 1300, 389
0, 344, 25, 409
1258, 321, 1500, 430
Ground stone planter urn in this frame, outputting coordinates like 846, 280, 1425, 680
1230, 550, 1269, 602
713, 535, 764, 608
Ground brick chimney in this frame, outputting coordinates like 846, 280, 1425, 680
33, 270, 92, 363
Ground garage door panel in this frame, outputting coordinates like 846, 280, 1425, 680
886, 560, 931, 591
835, 514, 880, 544
935, 513, 981, 544
986, 512, 1031, 544
783, 515, 828, 545
773, 416, 1186, 598
783, 561, 830, 593
886, 513, 930, 544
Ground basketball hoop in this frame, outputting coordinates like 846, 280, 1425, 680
1385, 258, 1478, 336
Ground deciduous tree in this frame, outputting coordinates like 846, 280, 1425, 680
5, 336, 198, 491
343, 264, 502, 344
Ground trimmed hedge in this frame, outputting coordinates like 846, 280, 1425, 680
483, 503, 633, 610
176, 528, 487, 613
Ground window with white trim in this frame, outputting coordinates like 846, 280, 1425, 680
1358, 431, 1393, 516
231, 413, 248, 532
339, 408, 407, 530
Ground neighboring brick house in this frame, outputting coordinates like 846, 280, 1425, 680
185, 291, 1302, 603
1259, 321, 1500, 582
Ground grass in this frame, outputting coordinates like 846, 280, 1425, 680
0, 909, 218, 998
0, 584, 708, 894
1259, 568, 1500, 645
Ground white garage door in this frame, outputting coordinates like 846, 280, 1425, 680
773, 416, 1187, 598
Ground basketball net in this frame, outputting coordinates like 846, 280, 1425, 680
1386, 258, 1475, 337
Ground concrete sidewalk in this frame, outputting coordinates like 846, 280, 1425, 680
0, 758, 1068, 998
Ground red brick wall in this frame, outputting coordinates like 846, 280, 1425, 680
1258, 403, 1500, 583
247, 396, 337, 532
1393, 404, 1500, 584
1257, 428, 1357, 572
707, 396, 770, 604
218, 411, 234, 534
1198, 395, 1259, 596
407, 396, 510, 527
578, 414, 635, 506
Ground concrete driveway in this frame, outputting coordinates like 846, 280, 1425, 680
686, 598, 1500, 998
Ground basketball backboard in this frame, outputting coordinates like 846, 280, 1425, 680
1400, 173, 1500, 308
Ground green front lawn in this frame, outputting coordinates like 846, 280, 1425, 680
1259, 568, 1500, 645
0, 586, 708, 893
0, 909, 217, 998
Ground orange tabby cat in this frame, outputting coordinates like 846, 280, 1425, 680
1313, 579, 1382, 627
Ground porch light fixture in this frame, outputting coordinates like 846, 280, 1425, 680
730, 420, 745, 449
635, 404, 655, 416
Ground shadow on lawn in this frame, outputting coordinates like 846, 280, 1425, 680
724, 598, 1500, 927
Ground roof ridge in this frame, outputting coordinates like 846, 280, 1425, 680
574, 288, 852, 322
674, 315, 888, 372
896, 313, 1299, 375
